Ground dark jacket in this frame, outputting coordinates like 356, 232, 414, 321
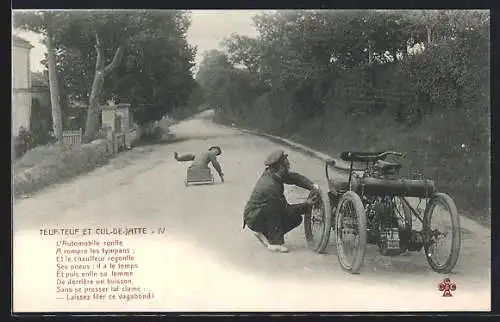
243, 169, 315, 228
176, 151, 223, 177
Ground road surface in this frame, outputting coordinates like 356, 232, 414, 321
13, 113, 491, 312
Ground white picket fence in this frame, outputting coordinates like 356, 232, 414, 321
61, 127, 134, 157
62, 129, 83, 145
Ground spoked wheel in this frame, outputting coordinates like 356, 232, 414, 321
304, 188, 332, 253
423, 193, 461, 274
393, 197, 412, 230
335, 191, 367, 274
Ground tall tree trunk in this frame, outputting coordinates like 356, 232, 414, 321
83, 63, 104, 143
83, 33, 124, 143
46, 29, 63, 145
426, 26, 432, 44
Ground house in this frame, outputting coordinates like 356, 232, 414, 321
31, 72, 50, 108
12, 35, 33, 136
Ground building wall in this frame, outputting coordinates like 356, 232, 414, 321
12, 43, 32, 136
31, 88, 50, 108
101, 109, 116, 131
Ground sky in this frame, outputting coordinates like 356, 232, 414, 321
12, 10, 263, 73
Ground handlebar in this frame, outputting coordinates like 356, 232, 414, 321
325, 159, 335, 181
379, 151, 405, 158
325, 159, 336, 166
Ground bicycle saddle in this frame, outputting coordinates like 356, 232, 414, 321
340, 151, 386, 162
374, 160, 402, 172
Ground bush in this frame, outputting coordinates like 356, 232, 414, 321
13, 126, 56, 159
14, 127, 34, 159
138, 122, 166, 141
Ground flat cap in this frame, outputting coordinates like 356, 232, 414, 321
264, 149, 288, 167
209, 146, 222, 154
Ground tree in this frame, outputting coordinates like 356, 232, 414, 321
50, 11, 142, 142
49, 10, 196, 139
110, 11, 196, 126
196, 50, 234, 111
221, 34, 261, 73
13, 11, 64, 145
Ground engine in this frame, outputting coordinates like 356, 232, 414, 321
365, 197, 424, 256
400, 229, 425, 252
365, 197, 397, 245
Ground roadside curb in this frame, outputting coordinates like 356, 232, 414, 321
235, 127, 342, 165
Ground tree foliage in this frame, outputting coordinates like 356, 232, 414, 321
52, 10, 196, 134
197, 9, 489, 128
195, 9, 489, 215
16, 10, 197, 141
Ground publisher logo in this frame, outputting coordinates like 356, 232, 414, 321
438, 278, 457, 297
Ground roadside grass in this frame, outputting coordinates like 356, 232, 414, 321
289, 109, 490, 227
13, 140, 110, 197
234, 108, 490, 228
13, 115, 182, 197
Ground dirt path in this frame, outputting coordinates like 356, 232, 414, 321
13, 115, 491, 312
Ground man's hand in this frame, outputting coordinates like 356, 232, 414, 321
306, 184, 321, 205
220, 173, 225, 183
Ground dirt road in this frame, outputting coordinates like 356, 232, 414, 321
13, 114, 491, 312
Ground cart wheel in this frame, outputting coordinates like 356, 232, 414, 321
335, 191, 367, 274
423, 193, 461, 274
304, 188, 332, 253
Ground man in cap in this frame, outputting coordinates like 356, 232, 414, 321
243, 149, 320, 253
174, 146, 224, 182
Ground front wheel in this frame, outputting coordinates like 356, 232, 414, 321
423, 193, 461, 274
304, 188, 332, 253
335, 191, 367, 274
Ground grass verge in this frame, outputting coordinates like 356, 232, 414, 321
13, 139, 111, 197
223, 108, 491, 227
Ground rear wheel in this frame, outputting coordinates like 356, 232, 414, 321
335, 191, 367, 274
423, 193, 461, 274
304, 188, 332, 253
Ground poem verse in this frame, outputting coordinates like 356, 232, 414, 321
41, 227, 166, 302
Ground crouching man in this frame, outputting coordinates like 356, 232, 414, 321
243, 149, 320, 253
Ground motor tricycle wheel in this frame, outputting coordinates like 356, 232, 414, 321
423, 193, 461, 274
304, 188, 332, 253
335, 191, 367, 274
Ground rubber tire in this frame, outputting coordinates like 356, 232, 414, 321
304, 188, 332, 253
423, 193, 461, 274
335, 191, 368, 274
